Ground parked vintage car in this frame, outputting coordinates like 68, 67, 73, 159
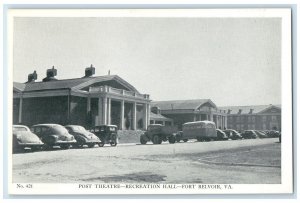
31, 124, 76, 149
223, 129, 243, 140
90, 125, 119, 147
216, 129, 229, 141
65, 125, 101, 148
255, 130, 268, 138
241, 130, 258, 139
175, 131, 183, 142
264, 130, 281, 138
12, 125, 44, 153
140, 124, 177, 144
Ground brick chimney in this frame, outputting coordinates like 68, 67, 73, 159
43, 66, 58, 82
26, 70, 37, 83
227, 109, 231, 114
249, 109, 254, 114
238, 109, 242, 114
84, 64, 95, 77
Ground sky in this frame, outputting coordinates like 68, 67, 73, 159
13, 17, 281, 106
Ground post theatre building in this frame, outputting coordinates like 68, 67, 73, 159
13, 66, 151, 130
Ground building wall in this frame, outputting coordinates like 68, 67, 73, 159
13, 98, 20, 124
21, 96, 69, 126
70, 96, 88, 127
227, 114, 281, 131
161, 113, 194, 130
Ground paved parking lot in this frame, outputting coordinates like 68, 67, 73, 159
12, 138, 281, 184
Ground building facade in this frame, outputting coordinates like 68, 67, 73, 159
149, 106, 174, 126
13, 66, 151, 130
151, 99, 227, 130
219, 105, 281, 131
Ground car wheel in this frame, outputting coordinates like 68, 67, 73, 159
98, 143, 104, 147
183, 139, 188, 142
140, 135, 147, 144
31, 146, 42, 152
168, 135, 176, 144
110, 141, 117, 147
152, 135, 162, 144
61, 144, 70, 150
87, 143, 95, 148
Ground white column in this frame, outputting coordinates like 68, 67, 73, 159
18, 97, 23, 123
215, 115, 218, 129
107, 97, 111, 125
143, 103, 148, 130
224, 116, 227, 129
133, 102, 137, 130
102, 97, 107, 125
98, 97, 103, 125
120, 100, 125, 130
147, 104, 151, 127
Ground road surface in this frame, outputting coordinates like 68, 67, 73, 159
12, 138, 281, 184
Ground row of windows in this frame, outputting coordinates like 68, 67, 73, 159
228, 115, 279, 122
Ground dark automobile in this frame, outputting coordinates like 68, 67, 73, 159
90, 125, 118, 147
175, 131, 183, 142
255, 130, 268, 138
223, 129, 243, 140
13, 125, 44, 153
241, 130, 258, 139
216, 129, 229, 141
265, 130, 281, 138
31, 124, 76, 149
65, 125, 101, 148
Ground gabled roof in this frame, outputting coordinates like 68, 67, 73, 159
13, 75, 139, 93
150, 112, 173, 121
151, 99, 216, 111
219, 104, 281, 115
13, 82, 26, 92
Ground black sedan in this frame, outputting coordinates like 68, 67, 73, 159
65, 125, 101, 148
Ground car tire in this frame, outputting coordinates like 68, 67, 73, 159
87, 143, 95, 148
140, 135, 147, 145
152, 135, 162, 144
61, 144, 70, 150
183, 139, 188, 142
110, 141, 117, 147
98, 143, 104, 147
168, 135, 176, 144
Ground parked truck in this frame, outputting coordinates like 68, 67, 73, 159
140, 124, 177, 144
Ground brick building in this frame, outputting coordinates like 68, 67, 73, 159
151, 99, 227, 130
13, 66, 151, 130
219, 105, 281, 131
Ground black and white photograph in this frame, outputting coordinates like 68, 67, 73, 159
6, 8, 293, 195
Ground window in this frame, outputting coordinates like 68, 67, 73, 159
271, 116, 277, 121
248, 116, 252, 122
263, 124, 267, 130
252, 116, 255, 122
236, 117, 240, 122
262, 116, 267, 122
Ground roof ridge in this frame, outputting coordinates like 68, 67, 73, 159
14, 74, 117, 84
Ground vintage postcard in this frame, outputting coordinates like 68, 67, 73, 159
6, 8, 293, 195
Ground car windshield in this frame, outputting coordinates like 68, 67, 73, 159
109, 127, 116, 131
13, 126, 28, 132
52, 125, 68, 135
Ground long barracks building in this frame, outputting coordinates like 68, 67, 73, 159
13, 66, 151, 130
